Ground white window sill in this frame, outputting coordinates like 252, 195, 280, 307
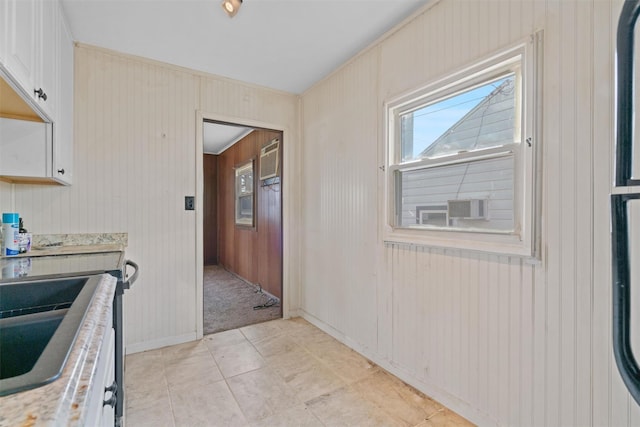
383, 226, 537, 258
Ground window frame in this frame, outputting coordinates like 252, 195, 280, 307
235, 159, 255, 227
382, 34, 542, 258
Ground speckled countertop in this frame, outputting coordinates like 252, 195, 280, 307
2, 233, 127, 258
0, 273, 117, 426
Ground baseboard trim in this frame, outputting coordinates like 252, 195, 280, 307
298, 310, 497, 427
126, 332, 197, 355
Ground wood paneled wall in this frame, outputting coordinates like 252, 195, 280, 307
217, 129, 282, 299
300, 0, 637, 426
203, 154, 218, 265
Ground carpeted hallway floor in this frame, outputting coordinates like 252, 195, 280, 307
203, 265, 281, 335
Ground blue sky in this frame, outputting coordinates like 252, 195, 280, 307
405, 76, 511, 159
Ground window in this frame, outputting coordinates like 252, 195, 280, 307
416, 205, 448, 226
383, 34, 542, 257
235, 160, 254, 226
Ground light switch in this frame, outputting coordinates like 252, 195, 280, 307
185, 196, 195, 211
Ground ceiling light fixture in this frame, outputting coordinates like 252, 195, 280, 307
221, 0, 242, 18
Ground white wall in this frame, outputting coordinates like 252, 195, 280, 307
1, 1, 636, 424
0, 181, 12, 210
0, 45, 300, 352
300, 0, 637, 425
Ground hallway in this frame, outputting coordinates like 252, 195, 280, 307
203, 265, 280, 335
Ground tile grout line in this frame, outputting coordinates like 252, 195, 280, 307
201, 332, 253, 425
156, 353, 178, 427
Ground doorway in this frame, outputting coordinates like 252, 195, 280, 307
200, 119, 283, 335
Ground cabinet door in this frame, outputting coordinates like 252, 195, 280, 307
0, 1, 8, 63
36, 0, 57, 120
4, 0, 38, 98
85, 327, 115, 427
101, 332, 116, 427
0, 117, 50, 178
54, 11, 73, 185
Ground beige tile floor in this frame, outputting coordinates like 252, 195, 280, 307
124, 318, 474, 427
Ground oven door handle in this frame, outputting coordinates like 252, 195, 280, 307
123, 259, 139, 290
614, 0, 640, 406
617, 0, 640, 187
612, 193, 640, 405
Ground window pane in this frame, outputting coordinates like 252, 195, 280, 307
238, 195, 253, 219
401, 75, 517, 162
235, 161, 254, 226
236, 165, 253, 195
397, 156, 515, 232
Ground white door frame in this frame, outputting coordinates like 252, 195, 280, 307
195, 111, 291, 339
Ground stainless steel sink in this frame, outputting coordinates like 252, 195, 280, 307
0, 275, 102, 396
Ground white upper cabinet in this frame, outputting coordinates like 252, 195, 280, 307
4, 0, 38, 108
55, 10, 73, 184
0, 0, 73, 185
2, 0, 58, 120
0, 2, 8, 63
37, 0, 58, 120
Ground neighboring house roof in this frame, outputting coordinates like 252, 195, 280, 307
420, 78, 515, 158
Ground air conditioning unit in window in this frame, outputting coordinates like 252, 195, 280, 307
448, 199, 488, 219
259, 138, 279, 180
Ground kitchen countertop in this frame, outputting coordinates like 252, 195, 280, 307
0, 273, 117, 426
11, 243, 125, 258
1, 233, 128, 259
1, 251, 126, 282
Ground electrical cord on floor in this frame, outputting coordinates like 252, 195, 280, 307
253, 297, 279, 310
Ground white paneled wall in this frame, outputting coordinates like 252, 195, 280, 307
1, 45, 299, 352
1, 0, 637, 424
301, 48, 380, 350
300, 0, 638, 425
0, 181, 12, 211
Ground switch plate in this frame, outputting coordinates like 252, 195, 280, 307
185, 196, 195, 211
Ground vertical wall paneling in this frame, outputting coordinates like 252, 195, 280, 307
558, 1, 578, 425
52, 47, 203, 347
301, 47, 380, 350
8, 45, 298, 353
574, 2, 595, 425
2, 0, 635, 424
217, 129, 283, 300
299, 0, 633, 425
198, 79, 299, 326
203, 154, 218, 265
0, 181, 13, 211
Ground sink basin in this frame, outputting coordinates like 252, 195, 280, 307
0, 275, 102, 396
0, 277, 88, 318
1, 310, 66, 380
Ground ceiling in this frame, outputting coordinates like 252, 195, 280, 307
202, 121, 253, 154
60, 0, 429, 152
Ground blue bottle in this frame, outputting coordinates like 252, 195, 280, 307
2, 213, 20, 256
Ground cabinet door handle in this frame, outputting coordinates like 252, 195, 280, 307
33, 88, 47, 101
103, 381, 117, 407
57, 168, 65, 175
103, 395, 117, 408
105, 381, 117, 393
